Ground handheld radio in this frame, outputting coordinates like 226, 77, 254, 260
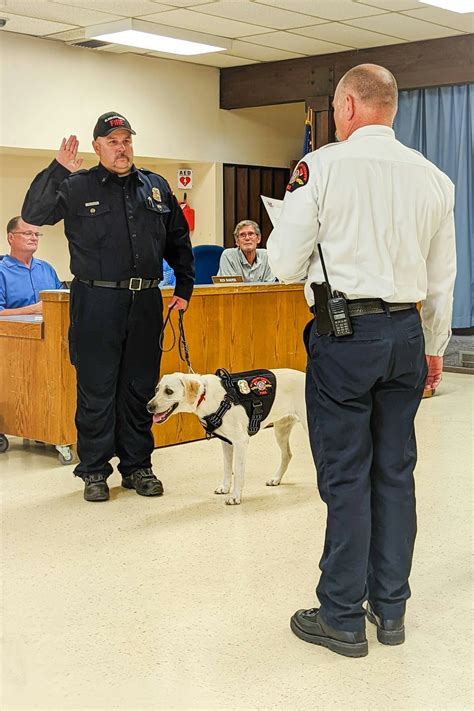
317, 245, 353, 337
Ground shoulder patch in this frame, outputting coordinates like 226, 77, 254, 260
286, 161, 309, 193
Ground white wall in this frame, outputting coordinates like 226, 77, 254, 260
0, 32, 303, 165
0, 31, 304, 278
0, 153, 223, 278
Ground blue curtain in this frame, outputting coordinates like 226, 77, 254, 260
393, 85, 473, 328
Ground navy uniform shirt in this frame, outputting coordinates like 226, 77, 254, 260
22, 160, 194, 301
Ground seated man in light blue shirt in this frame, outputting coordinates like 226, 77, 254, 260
217, 220, 276, 283
0, 216, 62, 317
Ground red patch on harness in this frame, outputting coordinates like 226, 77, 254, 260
249, 376, 272, 396
286, 161, 309, 193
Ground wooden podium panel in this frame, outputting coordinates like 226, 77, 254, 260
0, 284, 309, 449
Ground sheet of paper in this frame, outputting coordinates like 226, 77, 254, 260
260, 195, 283, 227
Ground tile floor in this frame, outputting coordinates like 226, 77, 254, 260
1, 372, 472, 710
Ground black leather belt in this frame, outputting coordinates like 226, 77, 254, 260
78, 278, 159, 291
348, 300, 415, 317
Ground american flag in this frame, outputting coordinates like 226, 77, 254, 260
303, 108, 314, 156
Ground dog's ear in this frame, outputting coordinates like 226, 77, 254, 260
183, 378, 201, 405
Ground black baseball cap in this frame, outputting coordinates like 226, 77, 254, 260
93, 111, 136, 139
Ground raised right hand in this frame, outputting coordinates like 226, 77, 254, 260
56, 135, 83, 172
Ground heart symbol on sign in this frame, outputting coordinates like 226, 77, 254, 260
179, 176, 191, 187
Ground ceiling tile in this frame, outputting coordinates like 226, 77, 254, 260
257, 0, 387, 21
293, 22, 406, 47
45, 27, 87, 40
193, 1, 324, 30
345, 13, 464, 39
154, 0, 220, 6
145, 48, 257, 66
244, 30, 351, 53
50, 0, 171, 17
0, 12, 75, 35
355, 0, 421, 9
227, 39, 305, 61
140, 8, 273, 36
0, 0, 122, 25
403, 7, 474, 33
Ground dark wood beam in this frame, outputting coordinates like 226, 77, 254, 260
220, 34, 474, 110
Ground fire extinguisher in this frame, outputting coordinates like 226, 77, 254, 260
179, 192, 195, 232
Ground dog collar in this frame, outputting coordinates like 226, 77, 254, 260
197, 390, 206, 408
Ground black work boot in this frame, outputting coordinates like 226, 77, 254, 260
83, 473, 109, 502
290, 608, 368, 658
121, 468, 164, 497
366, 602, 405, 645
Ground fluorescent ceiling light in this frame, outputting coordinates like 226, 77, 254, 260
419, 0, 474, 12
88, 19, 231, 55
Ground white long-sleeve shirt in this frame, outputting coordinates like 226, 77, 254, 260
267, 125, 456, 356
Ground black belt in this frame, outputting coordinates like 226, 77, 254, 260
78, 278, 159, 291
347, 300, 415, 317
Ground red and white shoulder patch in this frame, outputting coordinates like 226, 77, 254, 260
286, 161, 309, 193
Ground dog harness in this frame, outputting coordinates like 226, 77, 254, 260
201, 368, 277, 443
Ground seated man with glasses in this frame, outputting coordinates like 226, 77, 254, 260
217, 219, 276, 283
0, 216, 62, 316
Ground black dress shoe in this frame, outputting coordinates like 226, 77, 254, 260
366, 603, 405, 645
121, 468, 164, 497
290, 608, 368, 658
83, 473, 109, 502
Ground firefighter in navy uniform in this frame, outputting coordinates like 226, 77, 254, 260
267, 66, 456, 657
22, 112, 194, 502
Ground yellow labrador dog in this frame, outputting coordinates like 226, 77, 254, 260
147, 369, 307, 505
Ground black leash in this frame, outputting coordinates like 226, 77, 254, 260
159, 308, 194, 373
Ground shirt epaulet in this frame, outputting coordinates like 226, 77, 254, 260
317, 140, 344, 153
68, 168, 91, 178
408, 147, 425, 159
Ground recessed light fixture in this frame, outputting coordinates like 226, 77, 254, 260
419, 0, 474, 12
87, 19, 231, 55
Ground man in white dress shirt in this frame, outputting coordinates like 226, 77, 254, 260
267, 64, 456, 657
217, 220, 275, 282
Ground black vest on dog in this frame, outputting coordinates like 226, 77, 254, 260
202, 368, 277, 442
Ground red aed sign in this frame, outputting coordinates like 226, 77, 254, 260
177, 169, 193, 189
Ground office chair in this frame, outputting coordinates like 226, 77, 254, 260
192, 245, 224, 285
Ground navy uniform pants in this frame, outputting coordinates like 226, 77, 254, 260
69, 279, 163, 480
304, 306, 427, 632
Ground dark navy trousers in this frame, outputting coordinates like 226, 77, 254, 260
69, 279, 163, 479
304, 306, 427, 632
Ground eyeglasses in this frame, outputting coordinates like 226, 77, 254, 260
11, 231, 43, 238
238, 231, 257, 238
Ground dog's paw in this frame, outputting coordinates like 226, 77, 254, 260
225, 495, 241, 505
214, 485, 230, 495
266, 477, 282, 486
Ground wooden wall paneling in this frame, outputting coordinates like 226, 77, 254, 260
220, 35, 474, 109
223, 165, 236, 248
220, 60, 333, 109
224, 164, 290, 249
249, 167, 262, 227
273, 170, 287, 202
260, 168, 274, 245
236, 166, 249, 225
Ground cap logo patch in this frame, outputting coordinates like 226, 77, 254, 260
286, 161, 309, 193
